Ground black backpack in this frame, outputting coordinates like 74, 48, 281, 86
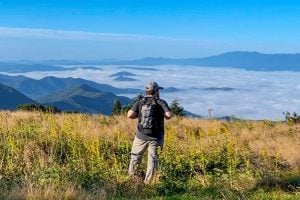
139, 97, 159, 129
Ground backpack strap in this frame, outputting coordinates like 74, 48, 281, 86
138, 97, 147, 118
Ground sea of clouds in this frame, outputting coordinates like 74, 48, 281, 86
8, 65, 300, 120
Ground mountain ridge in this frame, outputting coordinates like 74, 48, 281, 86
0, 74, 142, 99
4, 51, 299, 71
114, 51, 300, 71
38, 84, 133, 115
0, 83, 37, 110
2, 51, 300, 72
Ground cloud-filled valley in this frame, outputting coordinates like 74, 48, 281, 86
2, 65, 299, 120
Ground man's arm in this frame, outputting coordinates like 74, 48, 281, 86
127, 100, 140, 119
164, 111, 172, 119
158, 99, 172, 119
127, 110, 137, 119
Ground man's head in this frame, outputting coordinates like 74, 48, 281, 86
146, 81, 164, 97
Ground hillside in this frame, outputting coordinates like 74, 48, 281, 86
0, 111, 298, 199
0, 74, 142, 99
0, 83, 36, 109
37, 84, 133, 114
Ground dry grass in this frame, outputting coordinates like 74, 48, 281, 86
0, 111, 299, 199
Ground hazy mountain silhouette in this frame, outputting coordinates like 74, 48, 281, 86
0, 62, 69, 73
114, 76, 137, 81
189, 51, 300, 71
6, 51, 300, 71
26, 51, 300, 71
0, 74, 142, 99
119, 66, 159, 71
109, 71, 137, 77
0, 83, 36, 110
203, 87, 236, 91
0, 62, 102, 73
37, 84, 133, 114
163, 87, 182, 93
115, 51, 300, 71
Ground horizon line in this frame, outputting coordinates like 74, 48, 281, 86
2, 50, 300, 62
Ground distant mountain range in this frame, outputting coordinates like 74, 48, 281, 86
38, 84, 133, 114
2, 51, 299, 72
0, 74, 142, 99
114, 51, 300, 71
0, 62, 63, 73
0, 83, 36, 110
0, 62, 102, 73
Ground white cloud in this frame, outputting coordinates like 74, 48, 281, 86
0, 27, 197, 42
295, 84, 300, 91
6, 65, 300, 120
0, 27, 219, 60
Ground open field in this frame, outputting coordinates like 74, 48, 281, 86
0, 111, 299, 199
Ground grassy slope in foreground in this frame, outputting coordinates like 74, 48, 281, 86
0, 111, 299, 199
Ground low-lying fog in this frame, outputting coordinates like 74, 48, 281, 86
8, 65, 300, 120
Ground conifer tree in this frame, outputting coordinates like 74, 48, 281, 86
170, 99, 185, 117
112, 100, 122, 115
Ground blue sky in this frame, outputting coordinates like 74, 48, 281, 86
0, 0, 300, 60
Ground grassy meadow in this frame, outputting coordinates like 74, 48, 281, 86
0, 111, 299, 199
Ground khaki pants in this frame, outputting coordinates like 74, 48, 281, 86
128, 136, 163, 183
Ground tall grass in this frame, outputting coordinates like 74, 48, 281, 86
0, 111, 299, 199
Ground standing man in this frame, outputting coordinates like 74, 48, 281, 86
127, 81, 172, 184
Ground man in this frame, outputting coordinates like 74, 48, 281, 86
127, 81, 172, 184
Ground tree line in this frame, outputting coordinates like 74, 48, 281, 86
17, 104, 61, 113
16, 98, 185, 117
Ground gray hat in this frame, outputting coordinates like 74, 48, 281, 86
146, 81, 164, 91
